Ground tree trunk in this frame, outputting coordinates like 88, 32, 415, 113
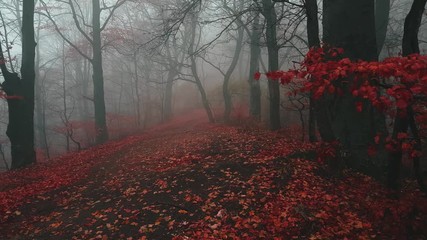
163, 41, 177, 122
262, 0, 280, 130
305, 0, 320, 142
402, 0, 426, 56
388, 0, 427, 190
34, 16, 50, 159
163, 70, 174, 121
0, 0, 36, 169
223, 22, 244, 122
323, 0, 377, 169
188, 11, 215, 123
92, 0, 108, 144
248, 12, 262, 119
132, 52, 142, 127
375, 0, 390, 56
61, 41, 70, 152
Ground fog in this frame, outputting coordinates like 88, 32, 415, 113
0, 0, 426, 169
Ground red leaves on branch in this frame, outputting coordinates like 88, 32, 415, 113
258, 47, 426, 162
257, 47, 427, 116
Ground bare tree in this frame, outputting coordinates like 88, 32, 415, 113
260, 0, 281, 130
39, 0, 127, 144
188, 7, 215, 123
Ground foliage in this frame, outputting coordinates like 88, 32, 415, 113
256, 47, 427, 157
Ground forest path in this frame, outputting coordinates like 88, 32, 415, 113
0, 113, 426, 239
0, 115, 301, 239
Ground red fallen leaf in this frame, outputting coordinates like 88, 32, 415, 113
354, 221, 364, 229
178, 209, 188, 214
324, 194, 333, 201
184, 194, 192, 202
49, 221, 63, 228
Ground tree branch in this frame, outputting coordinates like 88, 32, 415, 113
38, 0, 93, 62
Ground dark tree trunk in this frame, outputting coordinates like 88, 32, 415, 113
0, 0, 36, 169
305, 0, 320, 142
132, 52, 142, 127
61, 42, 70, 152
163, 70, 174, 121
402, 0, 426, 56
388, 0, 427, 190
248, 12, 262, 120
323, 0, 378, 169
82, 58, 90, 123
375, 0, 390, 55
305, 0, 320, 48
262, 0, 280, 130
92, 0, 108, 144
408, 107, 426, 192
223, 23, 244, 122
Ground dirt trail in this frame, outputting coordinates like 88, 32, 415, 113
0, 117, 291, 239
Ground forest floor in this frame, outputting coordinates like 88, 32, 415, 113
0, 111, 426, 240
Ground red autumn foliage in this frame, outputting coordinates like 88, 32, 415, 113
257, 47, 427, 160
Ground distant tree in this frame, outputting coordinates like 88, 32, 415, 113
248, 11, 262, 120
187, 7, 215, 123
0, 0, 36, 169
200, 0, 245, 122
261, 0, 281, 130
40, 0, 126, 144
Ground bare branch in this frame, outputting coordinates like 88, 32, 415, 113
272, 0, 304, 8
199, 54, 226, 76
67, 0, 93, 44
100, 0, 127, 32
39, 0, 93, 62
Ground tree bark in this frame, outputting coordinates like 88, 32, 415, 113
0, 0, 36, 169
34, 14, 50, 159
323, 0, 378, 169
132, 52, 142, 127
375, 0, 390, 56
163, 39, 178, 122
305, 0, 320, 142
248, 12, 262, 119
388, 0, 427, 190
163, 69, 174, 121
92, 0, 108, 144
262, 0, 281, 130
188, 11, 215, 123
223, 21, 244, 122
402, 0, 427, 56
